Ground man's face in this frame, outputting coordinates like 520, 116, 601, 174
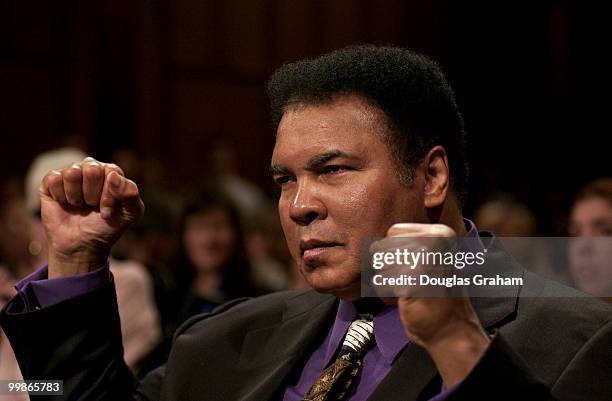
271, 96, 426, 299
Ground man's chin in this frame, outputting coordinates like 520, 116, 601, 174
306, 276, 362, 300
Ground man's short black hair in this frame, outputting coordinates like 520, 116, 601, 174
267, 45, 468, 206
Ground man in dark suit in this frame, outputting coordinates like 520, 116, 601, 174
1, 46, 611, 401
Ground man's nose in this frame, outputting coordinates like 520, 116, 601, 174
289, 180, 327, 226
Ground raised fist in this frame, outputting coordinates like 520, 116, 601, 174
373, 223, 489, 387
39, 157, 144, 278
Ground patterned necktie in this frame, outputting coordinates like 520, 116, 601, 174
303, 314, 375, 401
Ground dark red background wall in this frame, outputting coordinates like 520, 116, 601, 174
1, 0, 609, 233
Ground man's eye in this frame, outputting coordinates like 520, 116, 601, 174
274, 176, 294, 186
600, 227, 612, 236
322, 165, 348, 174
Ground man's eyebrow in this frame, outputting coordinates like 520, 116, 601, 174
269, 164, 292, 176
593, 219, 612, 228
269, 150, 357, 176
304, 150, 356, 171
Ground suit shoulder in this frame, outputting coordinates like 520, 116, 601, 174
520, 271, 612, 327
510, 272, 612, 350
501, 273, 612, 387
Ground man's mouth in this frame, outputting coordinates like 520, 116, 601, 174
300, 239, 342, 260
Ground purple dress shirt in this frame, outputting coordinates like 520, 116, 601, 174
15, 262, 111, 311
282, 300, 409, 401
14, 219, 485, 400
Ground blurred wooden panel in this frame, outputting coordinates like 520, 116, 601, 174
168, 0, 218, 67
363, 0, 409, 45
100, 0, 134, 18
0, 64, 60, 174
402, 1, 441, 58
134, 0, 163, 158
167, 79, 273, 188
63, 0, 96, 139
273, 0, 319, 63
320, 0, 366, 51
0, 0, 61, 56
222, 0, 270, 74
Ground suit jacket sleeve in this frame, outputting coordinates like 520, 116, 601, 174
443, 322, 612, 401
550, 319, 612, 401
0, 278, 162, 401
441, 333, 552, 401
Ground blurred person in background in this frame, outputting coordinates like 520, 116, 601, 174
111, 148, 182, 354
246, 203, 292, 292
173, 189, 258, 325
0, 269, 27, 401
474, 197, 567, 284
23, 147, 162, 374
473, 197, 538, 237
206, 139, 269, 222
135, 189, 261, 374
112, 196, 180, 348
568, 178, 612, 302
0, 198, 31, 400
245, 205, 309, 291
0, 198, 47, 279
0, 267, 16, 311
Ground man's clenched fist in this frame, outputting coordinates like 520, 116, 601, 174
378, 223, 490, 387
39, 157, 144, 278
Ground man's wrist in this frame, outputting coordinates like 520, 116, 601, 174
48, 249, 108, 278
423, 319, 490, 388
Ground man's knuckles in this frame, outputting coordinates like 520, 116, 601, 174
82, 163, 104, 180
40, 158, 135, 210
63, 164, 83, 182
122, 179, 140, 198
103, 162, 125, 177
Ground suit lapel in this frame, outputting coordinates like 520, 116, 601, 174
470, 234, 523, 331
366, 340, 438, 401
235, 291, 337, 401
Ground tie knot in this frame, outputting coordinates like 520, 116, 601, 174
302, 314, 374, 401
341, 314, 374, 356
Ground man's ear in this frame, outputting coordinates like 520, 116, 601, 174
422, 146, 449, 209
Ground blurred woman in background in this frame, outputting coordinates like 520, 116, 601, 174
174, 190, 256, 323
568, 178, 612, 302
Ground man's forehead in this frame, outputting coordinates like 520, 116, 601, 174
271, 142, 350, 169
283, 95, 386, 128
272, 129, 366, 160
271, 96, 393, 168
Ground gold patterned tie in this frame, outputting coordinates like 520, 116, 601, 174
302, 314, 375, 401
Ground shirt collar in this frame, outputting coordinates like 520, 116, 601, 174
324, 300, 356, 363
462, 218, 485, 253
373, 304, 410, 363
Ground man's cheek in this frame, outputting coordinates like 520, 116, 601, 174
290, 247, 301, 263
278, 216, 295, 242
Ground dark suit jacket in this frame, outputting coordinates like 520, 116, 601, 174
1, 235, 611, 401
